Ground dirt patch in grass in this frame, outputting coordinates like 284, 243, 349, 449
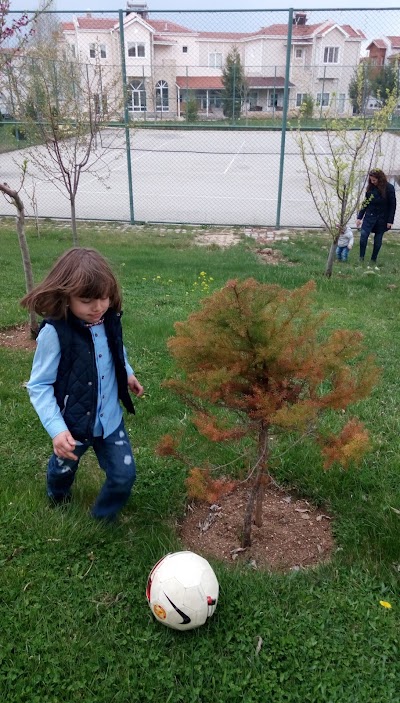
0, 323, 36, 351
194, 232, 242, 247
179, 483, 334, 572
255, 247, 295, 266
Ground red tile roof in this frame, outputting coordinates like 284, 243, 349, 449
256, 22, 323, 37
254, 21, 365, 40
153, 35, 177, 43
60, 17, 116, 32
197, 32, 253, 40
78, 17, 116, 30
60, 15, 365, 44
147, 19, 193, 34
341, 25, 366, 39
367, 39, 387, 49
387, 35, 400, 48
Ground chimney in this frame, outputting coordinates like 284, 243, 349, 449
126, 2, 149, 19
293, 12, 307, 26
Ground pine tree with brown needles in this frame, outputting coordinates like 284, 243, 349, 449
159, 279, 378, 547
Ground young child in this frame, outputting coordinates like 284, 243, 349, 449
336, 224, 354, 262
21, 247, 144, 521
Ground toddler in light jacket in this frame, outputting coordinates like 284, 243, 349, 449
336, 224, 354, 262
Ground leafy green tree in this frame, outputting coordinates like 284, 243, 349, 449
221, 47, 247, 120
349, 62, 399, 114
300, 93, 314, 119
158, 279, 377, 548
185, 91, 198, 123
370, 63, 399, 105
348, 65, 371, 114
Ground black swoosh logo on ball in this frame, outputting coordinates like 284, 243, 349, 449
164, 594, 191, 625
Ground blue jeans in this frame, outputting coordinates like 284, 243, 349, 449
336, 245, 350, 261
359, 213, 386, 261
47, 420, 136, 519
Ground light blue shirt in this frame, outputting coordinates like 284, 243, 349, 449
27, 322, 134, 440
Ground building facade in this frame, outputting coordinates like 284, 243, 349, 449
60, 8, 366, 119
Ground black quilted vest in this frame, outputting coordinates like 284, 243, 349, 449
40, 309, 135, 442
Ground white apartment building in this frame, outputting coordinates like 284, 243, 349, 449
60, 8, 366, 118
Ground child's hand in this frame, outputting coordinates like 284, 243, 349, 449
53, 431, 78, 460
128, 374, 144, 397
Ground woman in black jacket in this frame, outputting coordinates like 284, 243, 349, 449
356, 168, 396, 264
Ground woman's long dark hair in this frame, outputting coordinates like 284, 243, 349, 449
20, 248, 122, 319
367, 168, 388, 198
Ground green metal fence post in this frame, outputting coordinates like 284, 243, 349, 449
232, 61, 236, 123
275, 7, 293, 230
118, 9, 135, 224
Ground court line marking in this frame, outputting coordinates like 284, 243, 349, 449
223, 139, 246, 175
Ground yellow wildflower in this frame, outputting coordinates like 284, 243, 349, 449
379, 600, 392, 609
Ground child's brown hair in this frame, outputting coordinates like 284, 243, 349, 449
21, 247, 122, 319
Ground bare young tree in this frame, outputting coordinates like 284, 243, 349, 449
1, 164, 38, 336
296, 92, 398, 277
10, 41, 123, 245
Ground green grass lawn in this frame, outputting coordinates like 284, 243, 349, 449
0, 220, 399, 703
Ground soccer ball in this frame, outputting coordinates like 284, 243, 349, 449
146, 551, 219, 631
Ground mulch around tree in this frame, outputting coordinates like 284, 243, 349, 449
0, 323, 36, 351
179, 484, 334, 572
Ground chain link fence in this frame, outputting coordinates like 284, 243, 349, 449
1, 6, 400, 228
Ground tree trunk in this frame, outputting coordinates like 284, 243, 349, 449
242, 422, 269, 548
324, 237, 339, 278
0, 183, 38, 337
70, 196, 79, 246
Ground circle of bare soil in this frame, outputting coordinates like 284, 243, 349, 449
179, 484, 334, 572
0, 323, 36, 351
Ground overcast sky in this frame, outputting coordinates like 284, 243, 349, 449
9, 1, 400, 13
8, 1, 400, 41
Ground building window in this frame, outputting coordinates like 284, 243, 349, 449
338, 93, 346, 113
316, 92, 330, 107
100, 44, 107, 59
248, 90, 258, 108
70, 43, 76, 57
209, 52, 222, 68
323, 46, 339, 63
182, 46, 188, 53
156, 80, 169, 111
269, 92, 278, 107
129, 79, 146, 111
89, 43, 96, 58
296, 93, 309, 107
127, 42, 145, 58
294, 48, 303, 59
209, 90, 222, 109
